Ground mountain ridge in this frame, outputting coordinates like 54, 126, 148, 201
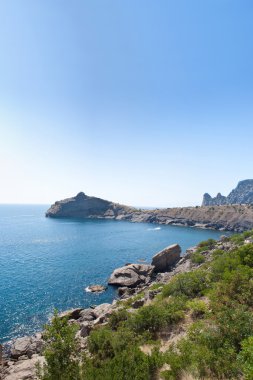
202, 179, 253, 206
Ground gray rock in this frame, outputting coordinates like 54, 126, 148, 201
59, 308, 83, 320
132, 298, 145, 309
92, 303, 112, 321
3, 354, 45, 380
10, 335, 44, 360
151, 244, 181, 272
79, 308, 96, 322
108, 264, 154, 287
79, 322, 92, 338
86, 285, 107, 293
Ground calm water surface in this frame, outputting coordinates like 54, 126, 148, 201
0, 205, 224, 343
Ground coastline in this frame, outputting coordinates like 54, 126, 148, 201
0, 233, 249, 379
46, 193, 253, 233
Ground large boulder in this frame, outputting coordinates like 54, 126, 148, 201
108, 264, 154, 287
151, 244, 181, 272
3, 354, 45, 380
10, 334, 44, 359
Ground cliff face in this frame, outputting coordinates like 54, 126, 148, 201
46, 192, 253, 232
202, 180, 253, 206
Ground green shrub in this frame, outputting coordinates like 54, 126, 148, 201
237, 243, 253, 266
191, 251, 205, 264
197, 238, 216, 249
108, 308, 129, 330
238, 336, 253, 380
186, 299, 208, 318
162, 269, 209, 299
37, 311, 81, 380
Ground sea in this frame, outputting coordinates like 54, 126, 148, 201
0, 204, 224, 343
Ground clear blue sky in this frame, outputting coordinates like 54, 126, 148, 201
0, 0, 253, 206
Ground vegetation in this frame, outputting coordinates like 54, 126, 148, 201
37, 311, 82, 380
38, 230, 253, 380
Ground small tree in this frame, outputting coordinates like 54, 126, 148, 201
38, 310, 81, 380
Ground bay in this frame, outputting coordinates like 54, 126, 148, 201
0, 204, 223, 343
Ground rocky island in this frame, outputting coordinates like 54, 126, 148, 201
46, 180, 253, 232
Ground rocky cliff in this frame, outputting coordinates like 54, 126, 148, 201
46, 192, 253, 232
202, 179, 253, 206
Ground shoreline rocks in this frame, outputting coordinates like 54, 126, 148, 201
1, 235, 243, 380
108, 263, 154, 287
151, 244, 181, 272
85, 285, 107, 293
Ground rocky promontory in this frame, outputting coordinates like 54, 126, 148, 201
46, 191, 253, 232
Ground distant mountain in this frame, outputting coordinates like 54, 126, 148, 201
202, 180, 253, 206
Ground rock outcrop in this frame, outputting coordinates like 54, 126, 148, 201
46, 192, 134, 219
151, 244, 181, 272
202, 179, 253, 206
46, 191, 253, 232
10, 334, 44, 360
108, 264, 154, 287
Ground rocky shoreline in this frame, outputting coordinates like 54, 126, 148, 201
2, 233, 251, 380
0, 243, 194, 379
45, 192, 253, 232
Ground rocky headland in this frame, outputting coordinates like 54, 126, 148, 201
46, 190, 253, 232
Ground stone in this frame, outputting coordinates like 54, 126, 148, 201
3, 354, 45, 380
92, 303, 112, 321
118, 287, 136, 298
151, 244, 181, 272
132, 298, 145, 309
59, 308, 83, 320
86, 285, 107, 293
78, 308, 96, 322
108, 264, 154, 287
10, 335, 44, 360
79, 322, 92, 338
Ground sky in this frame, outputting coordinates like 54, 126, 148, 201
0, 0, 253, 207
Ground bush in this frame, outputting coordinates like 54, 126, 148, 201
108, 308, 129, 330
162, 270, 209, 299
191, 251, 205, 264
197, 238, 216, 249
37, 311, 81, 380
85, 326, 163, 380
238, 336, 253, 380
186, 299, 208, 318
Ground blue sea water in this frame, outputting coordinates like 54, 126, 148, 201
0, 205, 224, 343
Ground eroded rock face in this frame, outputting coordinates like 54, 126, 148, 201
151, 244, 181, 272
108, 264, 154, 287
202, 179, 253, 206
